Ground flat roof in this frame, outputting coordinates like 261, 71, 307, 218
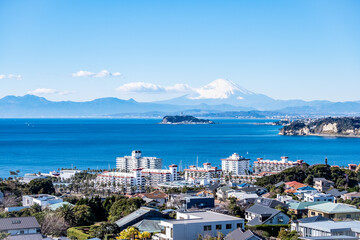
161, 211, 243, 225
300, 221, 360, 233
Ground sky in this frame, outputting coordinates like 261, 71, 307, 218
0, 0, 359, 102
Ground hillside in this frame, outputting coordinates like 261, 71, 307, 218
279, 117, 360, 137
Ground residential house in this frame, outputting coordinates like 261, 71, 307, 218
238, 186, 267, 195
115, 207, 165, 231
290, 215, 330, 232
225, 229, 265, 240
245, 204, 290, 226
167, 192, 214, 210
153, 210, 245, 240
22, 194, 63, 209
326, 189, 348, 198
216, 186, 235, 200
227, 192, 258, 203
0, 217, 41, 236
285, 181, 307, 193
140, 190, 168, 206
287, 202, 325, 217
342, 192, 360, 201
255, 198, 287, 209
294, 220, 360, 238
303, 193, 335, 202
313, 178, 334, 192
307, 202, 360, 220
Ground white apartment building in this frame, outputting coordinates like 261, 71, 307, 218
22, 194, 63, 209
253, 157, 304, 174
184, 163, 221, 181
142, 165, 178, 186
304, 193, 335, 202
221, 153, 250, 176
95, 165, 178, 192
116, 150, 162, 172
153, 211, 245, 240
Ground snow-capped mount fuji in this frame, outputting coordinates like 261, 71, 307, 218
158, 79, 277, 109
189, 79, 254, 100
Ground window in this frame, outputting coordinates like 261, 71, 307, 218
346, 214, 351, 219
226, 224, 232, 229
20, 231, 24, 234
204, 225, 212, 231
216, 225, 222, 230
311, 211, 315, 216
237, 223, 243, 229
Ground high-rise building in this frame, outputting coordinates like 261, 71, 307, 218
184, 163, 221, 181
221, 153, 250, 175
116, 150, 162, 172
95, 165, 178, 193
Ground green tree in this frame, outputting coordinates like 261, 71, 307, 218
278, 228, 299, 240
108, 197, 144, 222
73, 205, 95, 226
27, 178, 55, 194
90, 222, 120, 239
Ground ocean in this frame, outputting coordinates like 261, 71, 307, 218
0, 118, 359, 178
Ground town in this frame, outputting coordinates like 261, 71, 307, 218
1, 150, 359, 240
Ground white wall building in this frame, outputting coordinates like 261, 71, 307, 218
221, 153, 250, 176
184, 163, 221, 181
95, 165, 178, 192
22, 194, 63, 209
293, 221, 360, 238
154, 211, 245, 240
60, 169, 81, 180
304, 193, 335, 202
253, 157, 304, 174
116, 150, 162, 172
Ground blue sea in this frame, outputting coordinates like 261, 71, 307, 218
0, 118, 359, 178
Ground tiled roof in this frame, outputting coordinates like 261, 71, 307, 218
294, 215, 330, 223
142, 190, 168, 199
326, 189, 347, 197
0, 217, 40, 231
307, 202, 360, 214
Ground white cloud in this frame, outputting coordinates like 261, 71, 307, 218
27, 88, 76, 96
72, 70, 95, 77
0, 74, 22, 80
72, 70, 121, 78
116, 82, 192, 93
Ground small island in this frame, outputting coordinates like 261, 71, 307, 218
279, 117, 360, 137
160, 115, 215, 124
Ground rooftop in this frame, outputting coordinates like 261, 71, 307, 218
288, 201, 330, 210
299, 221, 360, 233
162, 211, 243, 225
0, 217, 40, 231
307, 202, 360, 214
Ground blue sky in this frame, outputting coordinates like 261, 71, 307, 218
0, 0, 359, 102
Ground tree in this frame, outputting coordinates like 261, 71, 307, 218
278, 228, 299, 240
0, 233, 10, 240
90, 222, 120, 239
73, 205, 95, 226
27, 178, 55, 194
40, 213, 68, 236
57, 204, 76, 227
108, 197, 144, 222
117, 226, 140, 240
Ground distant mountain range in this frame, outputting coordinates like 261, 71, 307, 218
1, 79, 360, 117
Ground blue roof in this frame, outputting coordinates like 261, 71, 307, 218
298, 186, 316, 191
